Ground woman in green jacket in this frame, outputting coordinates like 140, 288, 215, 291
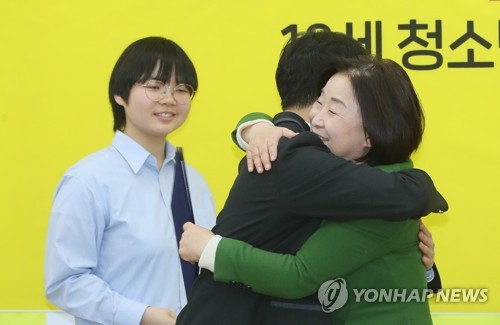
180, 56, 436, 324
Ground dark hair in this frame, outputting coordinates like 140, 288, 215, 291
109, 36, 198, 131
275, 30, 370, 110
318, 57, 425, 165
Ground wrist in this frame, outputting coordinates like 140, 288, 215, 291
237, 119, 274, 150
199, 235, 223, 272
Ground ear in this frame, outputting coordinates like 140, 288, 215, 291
114, 95, 126, 107
364, 134, 372, 150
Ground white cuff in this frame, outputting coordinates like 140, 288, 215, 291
236, 119, 275, 151
199, 235, 223, 273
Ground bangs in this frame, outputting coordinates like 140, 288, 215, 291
138, 50, 197, 90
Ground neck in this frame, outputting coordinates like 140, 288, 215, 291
284, 106, 311, 122
123, 130, 167, 169
149, 142, 167, 170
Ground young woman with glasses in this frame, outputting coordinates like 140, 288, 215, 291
44, 36, 216, 325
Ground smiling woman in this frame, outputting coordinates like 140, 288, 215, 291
109, 39, 199, 168
43, 37, 216, 325
309, 72, 371, 161
113, 70, 194, 165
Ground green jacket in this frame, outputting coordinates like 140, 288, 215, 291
212, 162, 432, 325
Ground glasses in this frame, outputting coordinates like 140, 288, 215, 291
137, 80, 195, 104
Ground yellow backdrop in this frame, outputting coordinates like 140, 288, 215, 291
0, 0, 499, 315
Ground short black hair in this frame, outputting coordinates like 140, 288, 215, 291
276, 30, 369, 110
318, 57, 425, 165
108, 36, 198, 131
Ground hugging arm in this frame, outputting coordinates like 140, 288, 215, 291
277, 133, 448, 221
232, 113, 447, 221
212, 219, 416, 299
231, 112, 273, 151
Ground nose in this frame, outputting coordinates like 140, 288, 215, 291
158, 87, 176, 104
311, 107, 326, 128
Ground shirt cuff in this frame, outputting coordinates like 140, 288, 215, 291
114, 296, 149, 325
235, 119, 275, 151
426, 267, 435, 283
199, 235, 223, 272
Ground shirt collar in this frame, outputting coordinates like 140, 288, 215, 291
112, 131, 176, 174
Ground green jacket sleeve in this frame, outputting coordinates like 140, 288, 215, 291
214, 219, 417, 299
230, 112, 272, 151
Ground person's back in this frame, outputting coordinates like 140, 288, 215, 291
180, 133, 333, 324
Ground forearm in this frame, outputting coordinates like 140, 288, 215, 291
45, 268, 147, 324
212, 220, 390, 299
280, 143, 448, 221
213, 238, 319, 299
45, 231, 147, 324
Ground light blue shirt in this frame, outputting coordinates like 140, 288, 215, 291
44, 131, 216, 325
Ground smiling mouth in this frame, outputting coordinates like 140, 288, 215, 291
155, 112, 174, 117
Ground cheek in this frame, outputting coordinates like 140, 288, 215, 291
324, 119, 339, 137
325, 122, 352, 150
128, 90, 152, 109
177, 105, 191, 120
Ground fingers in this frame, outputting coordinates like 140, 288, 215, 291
179, 223, 212, 264
421, 255, 434, 271
247, 143, 271, 173
259, 151, 272, 172
247, 147, 264, 173
418, 231, 435, 250
167, 309, 177, 318
419, 241, 434, 270
281, 128, 298, 139
418, 222, 435, 270
264, 127, 294, 164
419, 220, 432, 237
418, 222, 434, 249
246, 150, 256, 173
267, 137, 280, 163
178, 236, 191, 262
166, 309, 177, 325
246, 125, 289, 173
183, 222, 194, 231
418, 241, 433, 259
142, 306, 177, 325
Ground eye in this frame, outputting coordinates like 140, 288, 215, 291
145, 80, 164, 90
174, 84, 194, 96
175, 85, 190, 93
328, 109, 338, 115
